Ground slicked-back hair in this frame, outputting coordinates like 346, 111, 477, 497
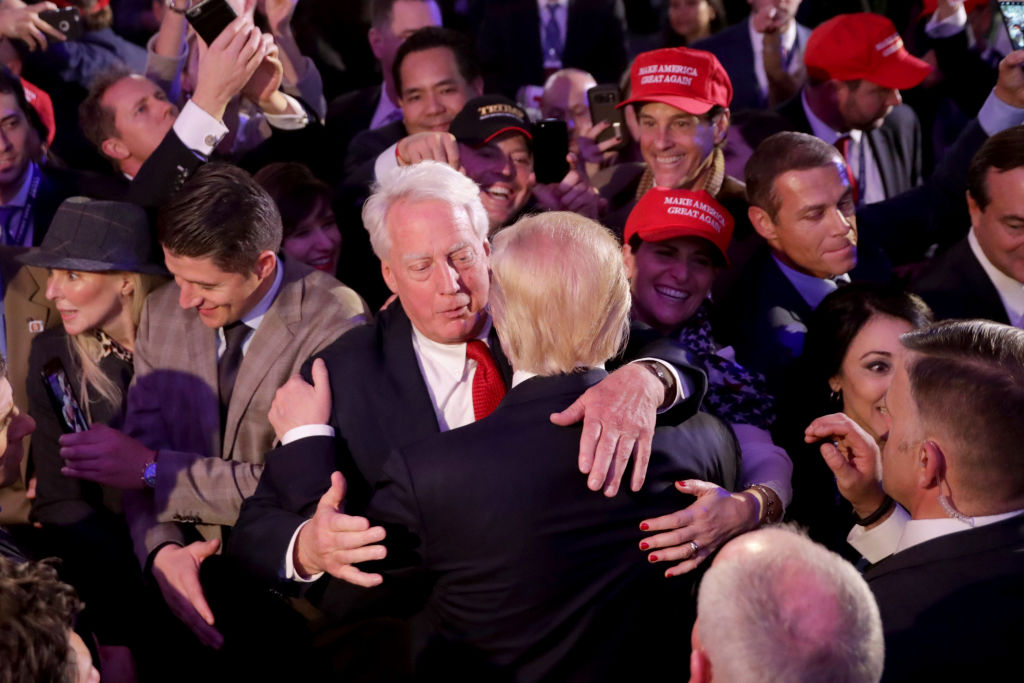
158, 163, 283, 275
698, 526, 884, 683
490, 212, 630, 375
745, 132, 845, 220
966, 125, 1024, 211
0, 65, 47, 145
79, 68, 133, 155
363, 160, 488, 261
0, 556, 84, 683
901, 320, 1024, 505
392, 26, 479, 96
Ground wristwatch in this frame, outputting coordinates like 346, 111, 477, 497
143, 461, 157, 489
641, 360, 676, 410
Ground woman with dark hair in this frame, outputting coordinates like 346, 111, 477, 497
780, 282, 933, 553
663, 0, 727, 47
254, 162, 342, 274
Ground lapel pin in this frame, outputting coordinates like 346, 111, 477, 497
28, 319, 44, 334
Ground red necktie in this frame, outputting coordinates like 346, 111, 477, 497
835, 135, 859, 206
466, 340, 507, 420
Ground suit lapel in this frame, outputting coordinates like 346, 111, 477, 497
866, 128, 897, 199
223, 264, 301, 453
377, 304, 443, 445
184, 308, 221, 459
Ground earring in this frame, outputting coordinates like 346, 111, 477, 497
829, 388, 842, 404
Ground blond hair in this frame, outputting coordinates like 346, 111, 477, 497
67, 272, 165, 411
489, 212, 630, 375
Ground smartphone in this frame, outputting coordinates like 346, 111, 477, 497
39, 7, 83, 41
999, 1, 1024, 51
41, 359, 89, 434
186, 0, 238, 47
587, 84, 630, 152
532, 119, 570, 184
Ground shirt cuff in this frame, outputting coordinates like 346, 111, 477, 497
923, 3, 967, 39
633, 357, 685, 412
374, 142, 400, 181
262, 93, 310, 130
173, 100, 228, 156
281, 424, 335, 445
847, 503, 910, 565
978, 88, 1024, 136
283, 519, 324, 582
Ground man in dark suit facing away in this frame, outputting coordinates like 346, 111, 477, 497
257, 207, 738, 680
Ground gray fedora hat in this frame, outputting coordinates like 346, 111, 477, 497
18, 197, 167, 275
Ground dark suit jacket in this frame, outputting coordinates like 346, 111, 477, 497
865, 515, 1024, 682
231, 303, 706, 585
693, 18, 812, 112
325, 369, 733, 680
477, 0, 627, 98
775, 94, 922, 201
341, 119, 408, 195
910, 236, 1010, 324
327, 84, 383, 153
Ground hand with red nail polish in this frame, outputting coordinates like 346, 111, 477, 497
638, 479, 761, 577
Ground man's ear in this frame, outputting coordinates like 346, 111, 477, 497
368, 26, 384, 60
254, 250, 277, 280
966, 191, 982, 232
380, 259, 399, 294
918, 439, 947, 491
712, 108, 731, 145
100, 137, 129, 162
748, 205, 779, 244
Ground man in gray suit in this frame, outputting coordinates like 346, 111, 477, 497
57, 163, 369, 649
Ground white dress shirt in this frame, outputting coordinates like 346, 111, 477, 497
369, 83, 403, 130
801, 90, 886, 204
849, 504, 1024, 565
747, 18, 801, 104
968, 228, 1024, 327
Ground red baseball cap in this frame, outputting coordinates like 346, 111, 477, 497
804, 13, 932, 89
624, 188, 734, 265
618, 47, 733, 115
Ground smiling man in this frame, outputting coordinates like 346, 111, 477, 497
596, 46, 744, 234
55, 163, 369, 653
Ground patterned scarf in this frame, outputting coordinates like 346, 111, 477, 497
675, 303, 775, 429
635, 146, 726, 202
95, 329, 132, 364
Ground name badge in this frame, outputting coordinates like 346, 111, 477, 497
28, 319, 44, 334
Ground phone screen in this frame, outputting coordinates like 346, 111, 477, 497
1000, 2, 1024, 51
42, 361, 89, 434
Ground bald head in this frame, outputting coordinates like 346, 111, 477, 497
692, 527, 883, 683
541, 68, 598, 144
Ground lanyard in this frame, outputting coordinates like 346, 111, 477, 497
1, 167, 40, 247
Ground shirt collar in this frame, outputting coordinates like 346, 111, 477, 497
801, 90, 862, 144
512, 364, 604, 388
772, 254, 844, 309
410, 313, 493, 383
239, 255, 284, 331
3, 162, 38, 208
896, 509, 1024, 555
968, 227, 1024, 323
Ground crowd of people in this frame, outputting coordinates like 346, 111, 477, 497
0, 0, 1021, 681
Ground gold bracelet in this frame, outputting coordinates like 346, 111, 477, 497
747, 484, 782, 525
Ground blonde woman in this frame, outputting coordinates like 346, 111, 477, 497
20, 198, 166, 667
